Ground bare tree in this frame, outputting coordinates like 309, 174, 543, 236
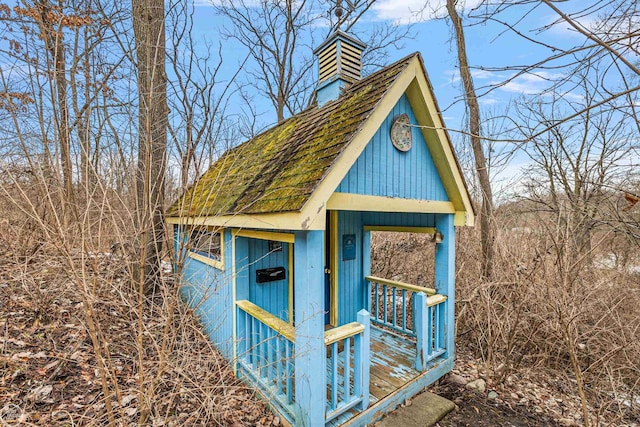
213, 0, 316, 122
214, 0, 410, 122
517, 79, 636, 262
131, 0, 167, 293
165, 0, 241, 191
468, 0, 640, 133
445, 0, 495, 280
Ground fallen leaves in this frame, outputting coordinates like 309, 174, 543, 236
26, 384, 53, 403
0, 250, 276, 426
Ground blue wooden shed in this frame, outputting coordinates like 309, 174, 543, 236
166, 31, 475, 427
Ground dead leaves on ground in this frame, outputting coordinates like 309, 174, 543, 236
0, 251, 277, 426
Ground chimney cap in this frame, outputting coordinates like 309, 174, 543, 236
313, 30, 367, 55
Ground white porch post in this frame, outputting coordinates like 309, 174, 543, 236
294, 230, 326, 426
435, 214, 456, 359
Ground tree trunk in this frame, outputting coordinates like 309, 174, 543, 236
446, 0, 495, 280
37, 0, 73, 218
132, 0, 167, 294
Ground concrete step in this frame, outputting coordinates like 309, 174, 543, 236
374, 390, 455, 427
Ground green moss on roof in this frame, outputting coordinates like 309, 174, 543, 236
167, 54, 417, 218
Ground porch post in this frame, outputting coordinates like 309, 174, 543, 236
294, 230, 325, 426
362, 230, 372, 312
435, 214, 456, 359
356, 309, 370, 410
233, 236, 250, 373
414, 292, 428, 371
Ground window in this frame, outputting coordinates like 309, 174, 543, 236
188, 227, 224, 269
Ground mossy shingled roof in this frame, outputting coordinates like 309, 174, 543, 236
167, 54, 416, 218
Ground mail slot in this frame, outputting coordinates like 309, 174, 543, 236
256, 267, 286, 283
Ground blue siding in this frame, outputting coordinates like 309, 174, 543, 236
337, 211, 364, 325
336, 94, 448, 201
177, 228, 234, 360
334, 211, 438, 327
361, 212, 436, 228
247, 238, 290, 322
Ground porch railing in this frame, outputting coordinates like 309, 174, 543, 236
325, 310, 370, 423
236, 300, 295, 418
366, 276, 435, 337
365, 276, 447, 371
414, 293, 448, 370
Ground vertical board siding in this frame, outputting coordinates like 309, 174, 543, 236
177, 228, 234, 360
361, 211, 436, 228
247, 238, 290, 322
334, 211, 437, 327
337, 211, 364, 326
336, 94, 448, 201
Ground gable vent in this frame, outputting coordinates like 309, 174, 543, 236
314, 31, 367, 106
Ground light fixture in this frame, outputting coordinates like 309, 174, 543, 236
432, 230, 444, 244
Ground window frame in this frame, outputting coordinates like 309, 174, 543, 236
187, 226, 225, 270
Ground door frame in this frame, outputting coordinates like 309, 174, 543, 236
325, 210, 339, 327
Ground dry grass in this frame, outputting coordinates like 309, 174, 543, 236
369, 216, 640, 426
0, 179, 276, 426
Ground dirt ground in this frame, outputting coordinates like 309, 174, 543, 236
0, 249, 610, 426
431, 380, 563, 427
0, 251, 276, 426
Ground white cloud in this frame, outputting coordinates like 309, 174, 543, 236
478, 96, 499, 106
494, 71, 563, 95
372, 0, 483, 25
445, 67, 496, 84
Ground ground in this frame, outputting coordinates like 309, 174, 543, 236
0, 249, 590, 426
431, 381, 562, 427
0, 250, 277, 426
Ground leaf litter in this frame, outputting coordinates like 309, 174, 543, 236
0, 247, 278, 426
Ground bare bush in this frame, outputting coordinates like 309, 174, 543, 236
0, 155, 277, 425
371, 213, 640, 426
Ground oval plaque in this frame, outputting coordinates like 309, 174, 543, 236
390, 114, 412, 152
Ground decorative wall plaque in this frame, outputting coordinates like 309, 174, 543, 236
390, 114, 412, 152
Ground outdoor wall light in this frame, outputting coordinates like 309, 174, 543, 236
432, 230, 444, 244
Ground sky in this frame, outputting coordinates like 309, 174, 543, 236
188, 0, 636, 199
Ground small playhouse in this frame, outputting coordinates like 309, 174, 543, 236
166, 31, 474, 427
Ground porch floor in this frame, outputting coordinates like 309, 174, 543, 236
326, 326, 422, 426
369, 326, 420, 402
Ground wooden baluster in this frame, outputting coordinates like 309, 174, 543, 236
439, 301, 447, 351
383, 284, 388, 324
401, 289, 407, 332
276, 337, 283, 393
285, 341, 293, 403
331, 342, 338, 409
428, 305, 434, 358
392, 287, 397, 328
250, 316, 256, 367
374, 282, 379, 322
343, 337, 351, 401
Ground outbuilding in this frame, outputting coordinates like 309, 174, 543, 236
166, 30, 474, 427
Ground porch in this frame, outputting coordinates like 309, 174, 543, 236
234, 275, 450, 426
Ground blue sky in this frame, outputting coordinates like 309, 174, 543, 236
184, 1, 639, 199
187, 1, 579, 190
189, 0, 587, 122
